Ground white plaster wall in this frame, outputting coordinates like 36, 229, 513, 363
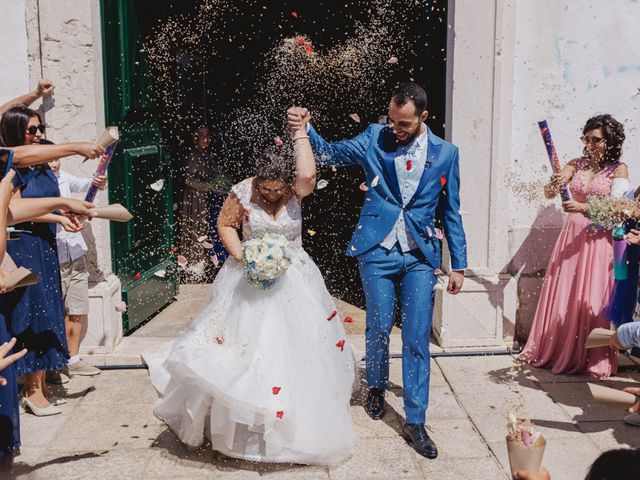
508, 0, 640, 337
0, 0, 30, 103
510, 0, 640, 263
25, 0, 112, 275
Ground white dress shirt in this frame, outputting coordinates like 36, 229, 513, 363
55, 170, 92, 264
380, 125, 429, 252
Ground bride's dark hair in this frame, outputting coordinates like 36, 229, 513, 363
255, 147, 295, 184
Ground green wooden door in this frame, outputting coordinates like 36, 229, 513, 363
100, 0, 177, 332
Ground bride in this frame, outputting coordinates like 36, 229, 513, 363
145, 122, 356, 465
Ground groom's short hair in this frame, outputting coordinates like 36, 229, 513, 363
391, 82, 428, 116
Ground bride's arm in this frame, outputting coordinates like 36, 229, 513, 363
217, 193, 245, 261
292, 114, 316, 199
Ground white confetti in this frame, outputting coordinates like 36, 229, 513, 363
371, 176, 380, 187
387, 56, 398, 64
154, 269, 167, 278
150, 179, 164, 192
316, 179, 329, 190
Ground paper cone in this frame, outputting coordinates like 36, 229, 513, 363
4, 267, 40, 289
84, 126, 119, 162
586, 328, 614, 349
588, 383, 637, 410
93, 204, 133, 222
96, 126, 119, 149
507, 436, 546, 477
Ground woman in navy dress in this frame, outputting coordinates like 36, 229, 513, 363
0, 106, 73, 416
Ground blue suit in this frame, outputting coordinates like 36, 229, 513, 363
309, 123, 467, 424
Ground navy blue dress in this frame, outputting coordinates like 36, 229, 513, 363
0, 166, 67, 376
0, 311, 20, 460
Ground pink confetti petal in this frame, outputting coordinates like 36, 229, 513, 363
359, 182, 369, 192
177, 255, 188, 267
349, 113, 361, 123
274, 136, 283, 148
387, 56, 399, 64
426, 226, 433, 237
115, 301, 127, 312
211, 254, 220, 267
434, 268, 444, 276
435, 228, 444, 240
201, 241, 214, 249
197, 235, 208, 243
291, 11, 298, 18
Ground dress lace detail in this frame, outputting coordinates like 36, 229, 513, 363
232, 178, 303, 247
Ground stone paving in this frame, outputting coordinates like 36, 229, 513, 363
8, 286, 640, 479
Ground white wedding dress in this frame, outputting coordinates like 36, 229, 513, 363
145, 178, 357, 465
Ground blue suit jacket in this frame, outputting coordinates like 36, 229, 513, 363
308, 123, 468, 270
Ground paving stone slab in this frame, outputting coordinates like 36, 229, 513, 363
328, 437, 421, 480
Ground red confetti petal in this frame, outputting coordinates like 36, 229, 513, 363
274, 136, 284, 148
440, 175, 447, 187
406, 159, 413, 171
327, 310, 338, 321
171, 246, 178, 254
343, 316, 353, 323
276, 410, 285, 419
296, 37, 306, 46
359, 182, 369, 192
132, 272, 141, 281
215, 337, 224, 344
336, 339, 345, 351
272, 386, 281, 395
435, 228, 444, 240
291, 11, 298, 18
305, 44, 313, 54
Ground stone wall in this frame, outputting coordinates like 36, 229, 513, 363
0, 0, 30, 103
23, 0, 123, 353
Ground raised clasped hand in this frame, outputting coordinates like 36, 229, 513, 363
287, 107, 311, 132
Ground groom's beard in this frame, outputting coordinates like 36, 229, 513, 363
395, 125, 422, 145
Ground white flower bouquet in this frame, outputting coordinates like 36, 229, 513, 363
242, 232, 292, 289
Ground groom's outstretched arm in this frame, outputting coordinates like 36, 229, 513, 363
287, 106, 371, 168
441, 147, 468, 272
306, 123, 373, 168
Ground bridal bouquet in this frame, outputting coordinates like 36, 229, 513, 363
506, 410, 546, 476
242, 233, 292, 289
585, 195, 640, 230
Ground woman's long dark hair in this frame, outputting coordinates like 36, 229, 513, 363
582, 114, 625, 164
0, 105, 41, 147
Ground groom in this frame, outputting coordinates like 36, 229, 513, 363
287, 82, 467, 459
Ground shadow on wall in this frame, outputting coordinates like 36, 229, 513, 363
506, 205, 564, 344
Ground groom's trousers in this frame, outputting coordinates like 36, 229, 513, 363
358, 244, 437, 425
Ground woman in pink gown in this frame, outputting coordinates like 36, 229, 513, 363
520, 114, 627, 378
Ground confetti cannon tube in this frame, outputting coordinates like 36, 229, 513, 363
84, 140, 119, 203
538, 120, 570, 201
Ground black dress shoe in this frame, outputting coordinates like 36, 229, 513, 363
402, 423, 438, 459
365, 387, 386, 420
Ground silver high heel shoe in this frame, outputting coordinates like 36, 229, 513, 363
20, 397, 62, 416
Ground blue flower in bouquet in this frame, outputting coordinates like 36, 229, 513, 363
242, 233, 292, 289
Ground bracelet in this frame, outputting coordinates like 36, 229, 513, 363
293, 136, 310, 141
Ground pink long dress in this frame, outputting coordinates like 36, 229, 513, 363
519, 158, 618, 378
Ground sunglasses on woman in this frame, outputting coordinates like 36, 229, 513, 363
581, 135, 604, 145
26, 124, 46, 135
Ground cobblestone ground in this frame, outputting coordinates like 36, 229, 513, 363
9, 286, 640, 480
